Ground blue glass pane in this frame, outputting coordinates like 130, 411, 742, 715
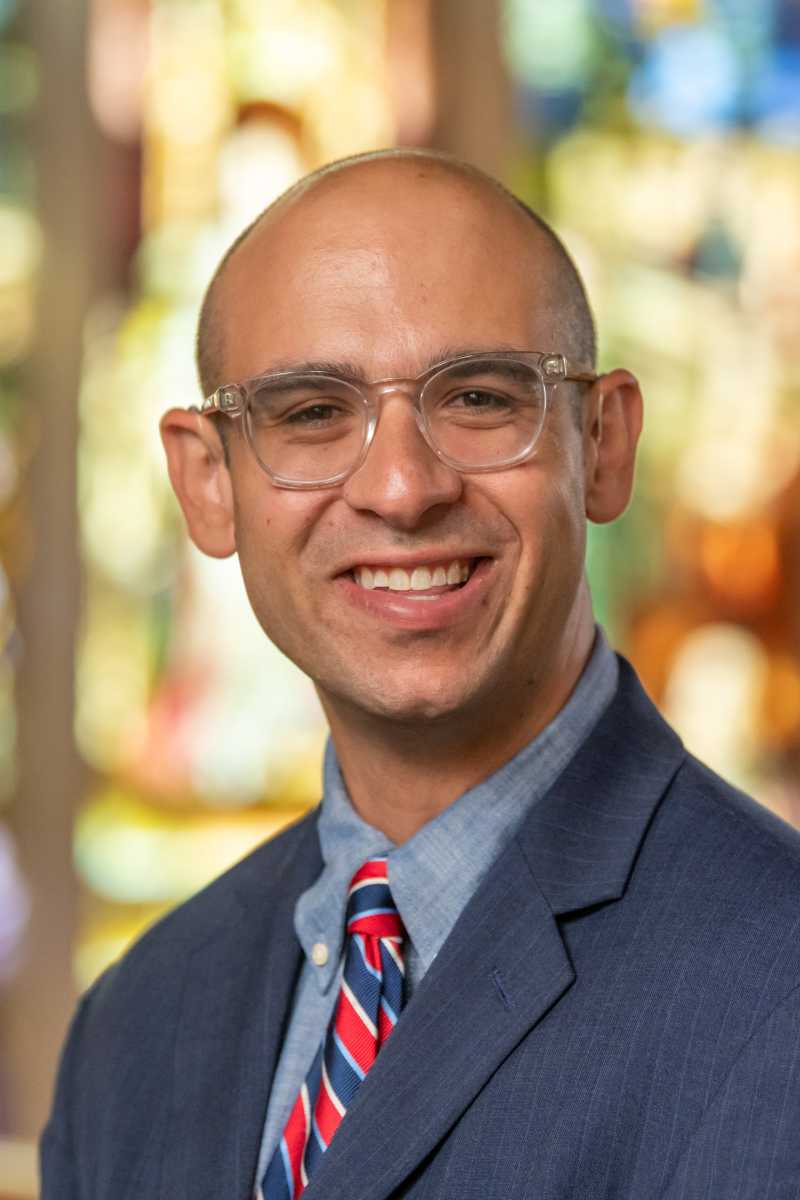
628, 27, 741, 134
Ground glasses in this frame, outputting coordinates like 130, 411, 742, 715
196, 350, 597, 489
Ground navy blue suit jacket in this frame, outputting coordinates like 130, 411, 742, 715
42, 660, 800, 1198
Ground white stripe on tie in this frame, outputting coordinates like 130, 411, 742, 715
349, 876, 389, 894
321, 1058, 346, 1118
383, 937, 405, 975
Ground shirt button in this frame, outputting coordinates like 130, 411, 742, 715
311, 942, 329, 966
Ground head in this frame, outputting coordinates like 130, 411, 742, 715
161, 149, 642, 742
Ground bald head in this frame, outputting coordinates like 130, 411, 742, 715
196, 149, 596, 413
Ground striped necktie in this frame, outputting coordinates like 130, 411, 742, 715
260, 856, 406, 1200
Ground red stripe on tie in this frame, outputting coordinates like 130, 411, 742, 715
282, 1090, 310, 1197
349, 911, 404, 939
349, 859, 389, 888
313, 1069, 342, 1147
335, 984, 379, 1074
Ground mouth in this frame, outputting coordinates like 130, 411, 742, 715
348, 557, 479, 599
335, 555, 495, 631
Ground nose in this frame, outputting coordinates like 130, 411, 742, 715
341, 394, 463, 529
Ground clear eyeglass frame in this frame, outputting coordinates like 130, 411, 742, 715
193, 349, 597, 490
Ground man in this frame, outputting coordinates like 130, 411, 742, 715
42, 150, 800, 1198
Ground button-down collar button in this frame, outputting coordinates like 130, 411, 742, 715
311, 941, 329, 966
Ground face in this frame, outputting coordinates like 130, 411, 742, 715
187, 167, 609, 734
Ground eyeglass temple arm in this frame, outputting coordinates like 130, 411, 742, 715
195, 386, 245, 417
539, 353, 596, 385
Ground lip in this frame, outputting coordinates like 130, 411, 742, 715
335, 556, 496, 631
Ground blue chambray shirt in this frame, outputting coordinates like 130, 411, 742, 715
255, 628, 618, 1183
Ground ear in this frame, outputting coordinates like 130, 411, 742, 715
582, 369, 643, 524
159, 407, 237, 557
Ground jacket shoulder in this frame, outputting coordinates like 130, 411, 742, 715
83, 805, 320, 1021
42, 808, 320, 1194
646, 755, 800, 1013
671, 754, 800, 870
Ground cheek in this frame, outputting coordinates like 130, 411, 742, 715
507, 468, 587, 615
235, 535, 292, 651
540, 432, 587, 551
230, 486, 321, 645
545, 469, 587, 572
232, 471, 330, 567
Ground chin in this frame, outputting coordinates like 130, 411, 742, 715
369, 693, 470, 724
325, 666, 483, 726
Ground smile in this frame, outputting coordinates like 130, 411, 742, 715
337, 556, 494, 630
351, 559, 474, 596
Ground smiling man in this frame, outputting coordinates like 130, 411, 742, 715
42, 151, 800, 1199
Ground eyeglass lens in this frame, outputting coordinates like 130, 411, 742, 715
245, 358, 547, 483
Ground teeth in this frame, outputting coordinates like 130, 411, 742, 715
353, 559, 475, 592
388, 567, 410, 590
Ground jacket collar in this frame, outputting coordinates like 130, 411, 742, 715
517, 656, 685, 915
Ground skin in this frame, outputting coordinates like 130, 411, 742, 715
161, 158, 642, 844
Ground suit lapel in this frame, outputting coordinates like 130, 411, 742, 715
158, 813, 322, 1200
516, 658, 685, 916
303, 658, 685, 1200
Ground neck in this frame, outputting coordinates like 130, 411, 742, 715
319, 611, 596, 845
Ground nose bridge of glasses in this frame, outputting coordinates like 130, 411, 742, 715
369, 376, 421, 403
366, 377, 428, 442
351, 382, 458, 496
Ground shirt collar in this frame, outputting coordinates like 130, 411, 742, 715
294, 628, 618, 991
294, 747, 391, 991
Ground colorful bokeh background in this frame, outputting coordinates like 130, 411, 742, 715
0, 0, 798, 1191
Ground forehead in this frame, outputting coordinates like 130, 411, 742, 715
217, 165, 558, 380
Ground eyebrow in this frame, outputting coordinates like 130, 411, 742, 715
244, 344, 525, 384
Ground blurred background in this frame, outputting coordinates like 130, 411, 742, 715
1, 0, 799, 1192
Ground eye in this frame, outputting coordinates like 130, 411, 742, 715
450, 389, 510, 410
248, 377, 363, 430
284, 403, 342, 426
441, 388, 516, 419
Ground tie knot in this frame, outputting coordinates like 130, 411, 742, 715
346, 856, 404, 940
